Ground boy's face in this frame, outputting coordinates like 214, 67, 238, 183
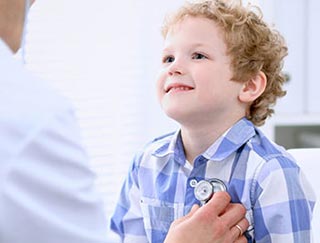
157, 16, 245, 127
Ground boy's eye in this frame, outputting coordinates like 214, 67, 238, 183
192, 53, 207, 60
163, 55, 175, 63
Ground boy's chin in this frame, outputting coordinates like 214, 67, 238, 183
163, 109, 194, 125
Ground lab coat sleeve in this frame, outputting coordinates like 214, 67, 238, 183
0, 106, 108, 243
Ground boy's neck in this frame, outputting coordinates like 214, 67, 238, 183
181, 127, 220, 164
181, 119, 240, 164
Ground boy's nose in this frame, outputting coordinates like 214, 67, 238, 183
168, 59, 185, 76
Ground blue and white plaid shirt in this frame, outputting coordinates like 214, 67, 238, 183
110, 118, 316, 243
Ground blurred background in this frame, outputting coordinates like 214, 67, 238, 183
21, 0, 320, 233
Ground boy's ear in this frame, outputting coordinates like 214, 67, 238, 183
238, 71, 267, 103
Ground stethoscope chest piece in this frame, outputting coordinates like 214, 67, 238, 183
194, 178, 227, 205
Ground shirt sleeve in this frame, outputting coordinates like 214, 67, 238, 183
0, 107, 109, 243
110, 153, 149, 243
252, 156, 316, 243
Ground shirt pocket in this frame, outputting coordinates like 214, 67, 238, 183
140, 197, 184, 238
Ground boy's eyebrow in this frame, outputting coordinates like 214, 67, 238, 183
190, 43, 207, 48
190, 42, 222, 51
161, 46, 175, 55
162, 43, 209, 53
189, 42, 227, 55
162, 43, 222, 57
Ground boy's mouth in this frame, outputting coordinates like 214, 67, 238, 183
165, 83, 194, 93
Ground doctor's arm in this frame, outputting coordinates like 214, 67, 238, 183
0, 107, 108, 243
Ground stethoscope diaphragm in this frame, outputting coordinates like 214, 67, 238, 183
194, 178, 227, 205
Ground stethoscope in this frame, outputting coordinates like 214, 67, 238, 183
193, 178, 227, 205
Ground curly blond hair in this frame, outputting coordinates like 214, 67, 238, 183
161, 0, 288, 126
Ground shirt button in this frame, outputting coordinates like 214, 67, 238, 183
189, 179, 198, 187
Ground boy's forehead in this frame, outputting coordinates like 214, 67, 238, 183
164, 16, 225, 46
165, 19, 184, 37
167, 16, 220, 34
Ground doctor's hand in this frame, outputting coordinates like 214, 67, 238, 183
164, 191, 249, 243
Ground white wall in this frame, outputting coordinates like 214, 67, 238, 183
24, 0, 190, 231
24, 0, 320, 233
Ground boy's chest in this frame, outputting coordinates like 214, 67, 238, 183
137, 154, 256, 241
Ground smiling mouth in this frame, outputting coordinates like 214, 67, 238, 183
166, 85, 194, 93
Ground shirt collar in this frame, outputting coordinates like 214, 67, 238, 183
153, 130, 179, 156
203, 118, 256, 161
152, 118, 256, 163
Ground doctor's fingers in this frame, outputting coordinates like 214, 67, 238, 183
219, 203, 247, 228
173, 204, 199, 225
200, 191, 231, 218
234, 235, 248, 243
230, 218, 250, 243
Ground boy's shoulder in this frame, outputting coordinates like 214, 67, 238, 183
131, 131, 178, 167
151, 131, 176, 143
246, 128, 299, 169
139, 131, 178, 157
147, 131, 177, 150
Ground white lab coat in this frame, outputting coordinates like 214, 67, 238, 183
0, 39, 109, 243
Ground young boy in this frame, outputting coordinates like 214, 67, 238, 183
110, 0, 316, 242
